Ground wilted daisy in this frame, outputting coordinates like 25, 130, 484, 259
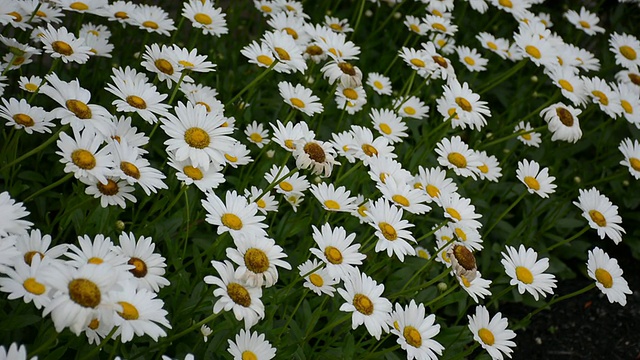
540, 102, 582, 143
437, 80, 491, 131
113, 232, 170, 292
202, 190, 268, 241
468, 305, 516, 360
573, 187, 625, 245
82, 176, 137, 209
245, 121, 270, 148
106, 66, 170, 124
227, 329, 276, 360
587, 247, 632, 306
112, 280, 171, 343
565, 6, 605, 36
513, 121, 542, 147
130, 4, 176, 36
278, 81, 323, 116
501, 245, 557, 301
619, 137, 640, 179
310, 183, 357, 213
338, 270, 392, 340
435, 136, 482, 179
366, 72, 393, 95
516, 159, 557, 198
56, 128, 115, 185
0, 97, 55, 134
390, 300, 444, 360
609, 32, 640, 69
204, 260, 264, 329
182, 0, 228, 36
309, 223, 365, 281
39, 23, 92, 64
162, 101, 234, 170
298, 259, 338, 297
366, 198, 416, 261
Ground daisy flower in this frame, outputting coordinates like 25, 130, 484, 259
587, 247, 632, 306
330, 130, 357, 163
270, 119, 315, 152
0, 97, 55, 134
468, 305, 516, 360
618, 137, 640, 179
370, 108, 408, 143
439, 193, 483, 229
227, 235, 291, 288
366, 72, 393, 95
204, 260, 264, 329
513, 30, 557, 68
244, 186, 279, 214
516, 159, 557, 198
106, 66, 170, 124
55, 0, 108, 14
457, 270, 492, 303
278, 81, 323, 116
245, 121, 270, 148
298, 259, 338, 297
161, 101, 234, 170
43, 263, 119, 335
65, 234, 130, 272
293, 137, 338, 177
241, 40, 290, 73
540, 102, 582, 143
182, 0, 228, 37
18, 75, 42, 93
171, 45, 217, 73
39, 23, 92, 64
112, 280, 171, 343
310, 183, 357, 213
413, 166, 458, 205
351, 196, 372, 224
130, 4, 176, 36
106, 115, 150, 150
264, 164, 310, 197
267, 12, 308, 45
227, 329, 276, 360
366, 198, 416, 261
564, 6, 605, 36
350, 125, 397, 162
501, 245, 557, 301
202, 190, 268, 241
476, 32, 510, 59
141, 44, 191, 89
390, 300, 444, 360
448, 222, 484, 251
437, 79, 491, 131
546, 65, 588, 107
367, 156, 412, 185
56, 128, 115, 185
424, 14, 457, 36
82, 176, 137, 209
583, 76, 623, 119
415, 246, 431, 260
325, 15, 353, 33
609, 32, 640, 69
475, 150, 502, 182
573, 188, 625, 245
100, 1, 137, 25
404, 15, 428, 36
113, 232, 170, 292
513, 121, 542, 147
110, 140, 167, 195
263, 30, 307, 73
223, 141, 253, 168
616, 66, 640, 88
435, 136, 482, 179
399, 47, 435, 76
0, 255, 53, 309
169, 155, 225, 192
616, 82, 640, 127
338, 270, 392, 340
309, 223, 365, 281
318, 31, 360, 61
393, 96, 429, 120
378, 176, 431, 215
456, 45, 488, 72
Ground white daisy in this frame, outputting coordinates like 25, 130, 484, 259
82, 176, 137, 209
310, 183, 358, 213
618, 137, 640, 180
168, 154, 225, 192
0, 255, 53, 309
389, 300, 444, 360
244, 186, 279, 214
278, 81, 324, 116
202, 190, 267, 241
298, 259, 338, 297
501, 245, 557, 301
573, 188, 625, 245
113, 232, 170, 292
309, 223, 366, 281
39, 23, 92, 64
540, 102, 582, 143
365, 198, 416, 261
467, 305, 516, 360
513, 121, 542, 147
516, 159, 557, 198
56, 128, 115, 185
0, 97, 55, 134
435, 136, 482, 179
587, 247, 632, 306
227, 329, 276, 360
226, 236, 291, 288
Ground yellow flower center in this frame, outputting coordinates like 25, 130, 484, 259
244, 248, 270, 273
306, 45, 323, 56
227, 282, 251, 307
196, 101, 212, 112
417, 249, 430, 259
379, 123, 392, 135
290, 97, 305, 108
461, 275, 471, 287
362, 144, 378, 157
8, 12, 22, 21
409, 24, 420, 33
431, 23, 446, 32
324, 200, 341, 210
71, 149, 96, 170
447, 152, 467, 168
256, 54, 274, 66
88, 318, 100, 330
115, 11, 129, 19
224, 153, 238, 163
523, 176, 540, 191
97, 179, 119, 196
464, 56, 476, 66
242, 351, 258, 360
453, 245, 476, 270
128, 257, 148, 278
357, 205, 368, 218
123, 95, 147, 110
591, 90, 609, 105
373, 80, 384, 90
410, 58, 425, 68
88, 257, 103, 265
478, 164, 489, 173
525, 45, 541, 59
117, 301, 139, 320
23, 278, 46, 295
142, 21, 159, 30
454, 227, 468, 241
448, 107, 459, 119
353, 293, 374, 315
620, 45, 637, 60
621, 100, 633, 114
184, 127, 210, 149
433, 55, 448, 68
403, 326, 422, 348
498, 0, 513, 7
578, 20, 591, 29
274, 47, 291, 61
25, 83, 39, 92
120, 161, 140, 179
221, 213, 243, 230
426, 184, 440, 198
304, 142, 326, 163
283, 27, 298, 39
70, 2, 89, 11
256, 198, 266, 209
515, 266, 534, 284
284, 139, 295, 150
521, 132, 532, 140
378, 222, 398, 241
248, 132, 263, 144
404, 106, 416, 115
24, 251, 43, 266
595, 268, 613, 288
558, 79, 574, 92
194, 12, 212, 25
183, 165, 204, 180
66, 99, 92, 119
392, 194, 410, 207
588, 210, 607, 227
279, 181, 293, 192
13, 113, 35, 127
309, 273, 324, 287
260, 5, 272, 13
154, 59, 174, 75
68, 278, 101, 308
324, 246, 343, 264
628, 73, 640, 85
343, 88, 359, 100
487, 41, 498, 50
455, 97, 472, 112
446, 207, 462, 221
629, 157, 640, 171
329, 23, 343, 32
478, 328, 495, 345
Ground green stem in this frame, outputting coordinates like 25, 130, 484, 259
149, 185, 188, 224
277, 289, 309, 339
225, 60, 278, 107
486, 285, 514, 308
255, 157, 295, 203
79, 327, 117, 360
583, 170, 628, 187
0, 124, 69, 172
479, 60, 527, 94
414, 220, 448, 243
28, 58, 59, 103
483, 191, 527, 239
545, 226, 590, 252
480, 125, 547, 149
425, 282, 459, 309
305, 314, 351, 341
350, 0, 367, 40
24, 173, 73, 202
168, 71, 188, 105
335, 161, 362, 184
391, 267, 451, 300
181, 188, 191, 259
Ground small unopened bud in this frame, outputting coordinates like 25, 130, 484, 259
115, 220, 125, 231
393, 12, 401, 19
313, 176, 322, 184
201, 324, 212, 342
437, 282, 448, 292
623, 180, 630, 186
531, 75, 538, 83
365, 10, 373, 17
266, 150, 275, 158
574, 176, 581, 184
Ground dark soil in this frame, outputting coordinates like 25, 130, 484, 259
505, 246, 640, 360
